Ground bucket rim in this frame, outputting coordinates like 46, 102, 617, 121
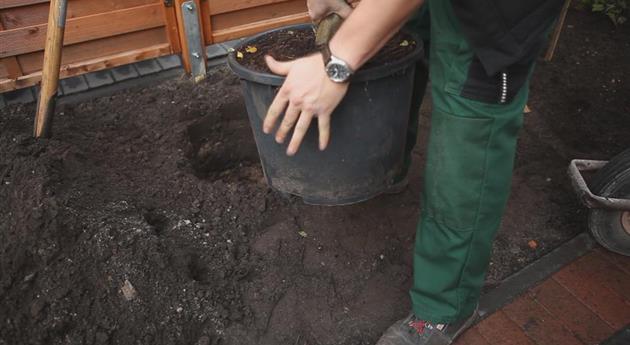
227, 23, 424, 86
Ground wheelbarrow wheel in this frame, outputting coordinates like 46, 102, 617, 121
589, 148, 630, 256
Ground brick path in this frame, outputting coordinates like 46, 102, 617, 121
456, 248, 630, 345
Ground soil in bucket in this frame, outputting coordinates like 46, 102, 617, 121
235, 28, 418, 73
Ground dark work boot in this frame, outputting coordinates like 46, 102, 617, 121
375, 307, 479, 345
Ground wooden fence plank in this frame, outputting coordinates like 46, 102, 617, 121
0, 0, 157, 29
0, 3, 49, 29
0, 0, 48, 10
0, 17, 23, 79
0, 57, 22, 78
0, 43, 171, 92
211, 0, 306, 31
0, 3, 165, 58
17, 27, 167, 74
212, 12, 309, 43
209, 0, 292, 15
162, 1, 181, 53
199, 0, 213, 44
60, 43, 171, 77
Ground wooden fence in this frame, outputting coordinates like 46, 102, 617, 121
0, 0, 310, 92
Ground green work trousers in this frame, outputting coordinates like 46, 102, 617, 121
402, 0, 534, 323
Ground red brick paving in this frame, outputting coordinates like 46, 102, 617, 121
553, 254, 630, 329
475, 311, 537, 345
577, 251, 630, 301
454, 248, 630, 345
503, 294, 583, 345
595, 247, 630, 275
530, 279, 613, 344
457, 328, 491, 345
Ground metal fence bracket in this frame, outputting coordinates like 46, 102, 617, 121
181, 1, 206, 82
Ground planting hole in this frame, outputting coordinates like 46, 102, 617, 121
143, 210, 169, 235
185, 100, 258, 179
187, 254, 211, 284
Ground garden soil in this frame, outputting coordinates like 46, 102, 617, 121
1, 9, 629, 345
237, 28, 416, 73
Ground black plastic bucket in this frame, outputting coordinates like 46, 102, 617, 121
228, 24, 424, 205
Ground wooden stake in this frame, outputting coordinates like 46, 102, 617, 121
545, 0, 572, 62
34, 0, 68, 138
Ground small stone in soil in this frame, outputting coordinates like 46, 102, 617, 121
30, 299, 47, 318
121, 279, 137, 301
23, 272, 36, 282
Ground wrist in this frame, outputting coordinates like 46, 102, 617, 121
321, 46, 354, 83
328, 38, 362, 72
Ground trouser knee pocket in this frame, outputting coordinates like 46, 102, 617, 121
423, 109, 494, 231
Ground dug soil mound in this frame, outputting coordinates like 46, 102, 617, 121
1, 9, 629, 345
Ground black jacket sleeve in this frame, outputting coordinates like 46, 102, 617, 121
451, 0, 564, 76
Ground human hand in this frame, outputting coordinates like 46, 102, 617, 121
307, 0, 353, 23
263, 54, 349, 156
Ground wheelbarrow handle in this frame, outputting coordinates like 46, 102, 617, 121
568, 159, 630, 211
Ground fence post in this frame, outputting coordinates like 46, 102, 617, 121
174, 0, 207, 81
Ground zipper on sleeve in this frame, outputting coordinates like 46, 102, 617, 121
500, 71, 508, 104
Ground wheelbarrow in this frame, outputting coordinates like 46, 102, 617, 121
568, 148, 630, 256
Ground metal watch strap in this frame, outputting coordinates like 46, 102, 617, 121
320, 43, 353, 83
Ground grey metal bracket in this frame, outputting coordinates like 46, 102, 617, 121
181, 1, 206, 82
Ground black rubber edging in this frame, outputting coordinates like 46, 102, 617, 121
477, 232, 596, 319
57, 67, 184, 106
57, 56, 228, 106
601, 324, 630, 345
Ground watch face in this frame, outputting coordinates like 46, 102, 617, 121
327, 62, 350, 83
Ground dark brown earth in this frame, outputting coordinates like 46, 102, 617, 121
237, 28, 417, 73
1, 8, 629, 345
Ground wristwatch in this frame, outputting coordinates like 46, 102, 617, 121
321, 44, 354, 83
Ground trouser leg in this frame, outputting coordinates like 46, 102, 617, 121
409, 0, 534, 324
410, 86, 528, 323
